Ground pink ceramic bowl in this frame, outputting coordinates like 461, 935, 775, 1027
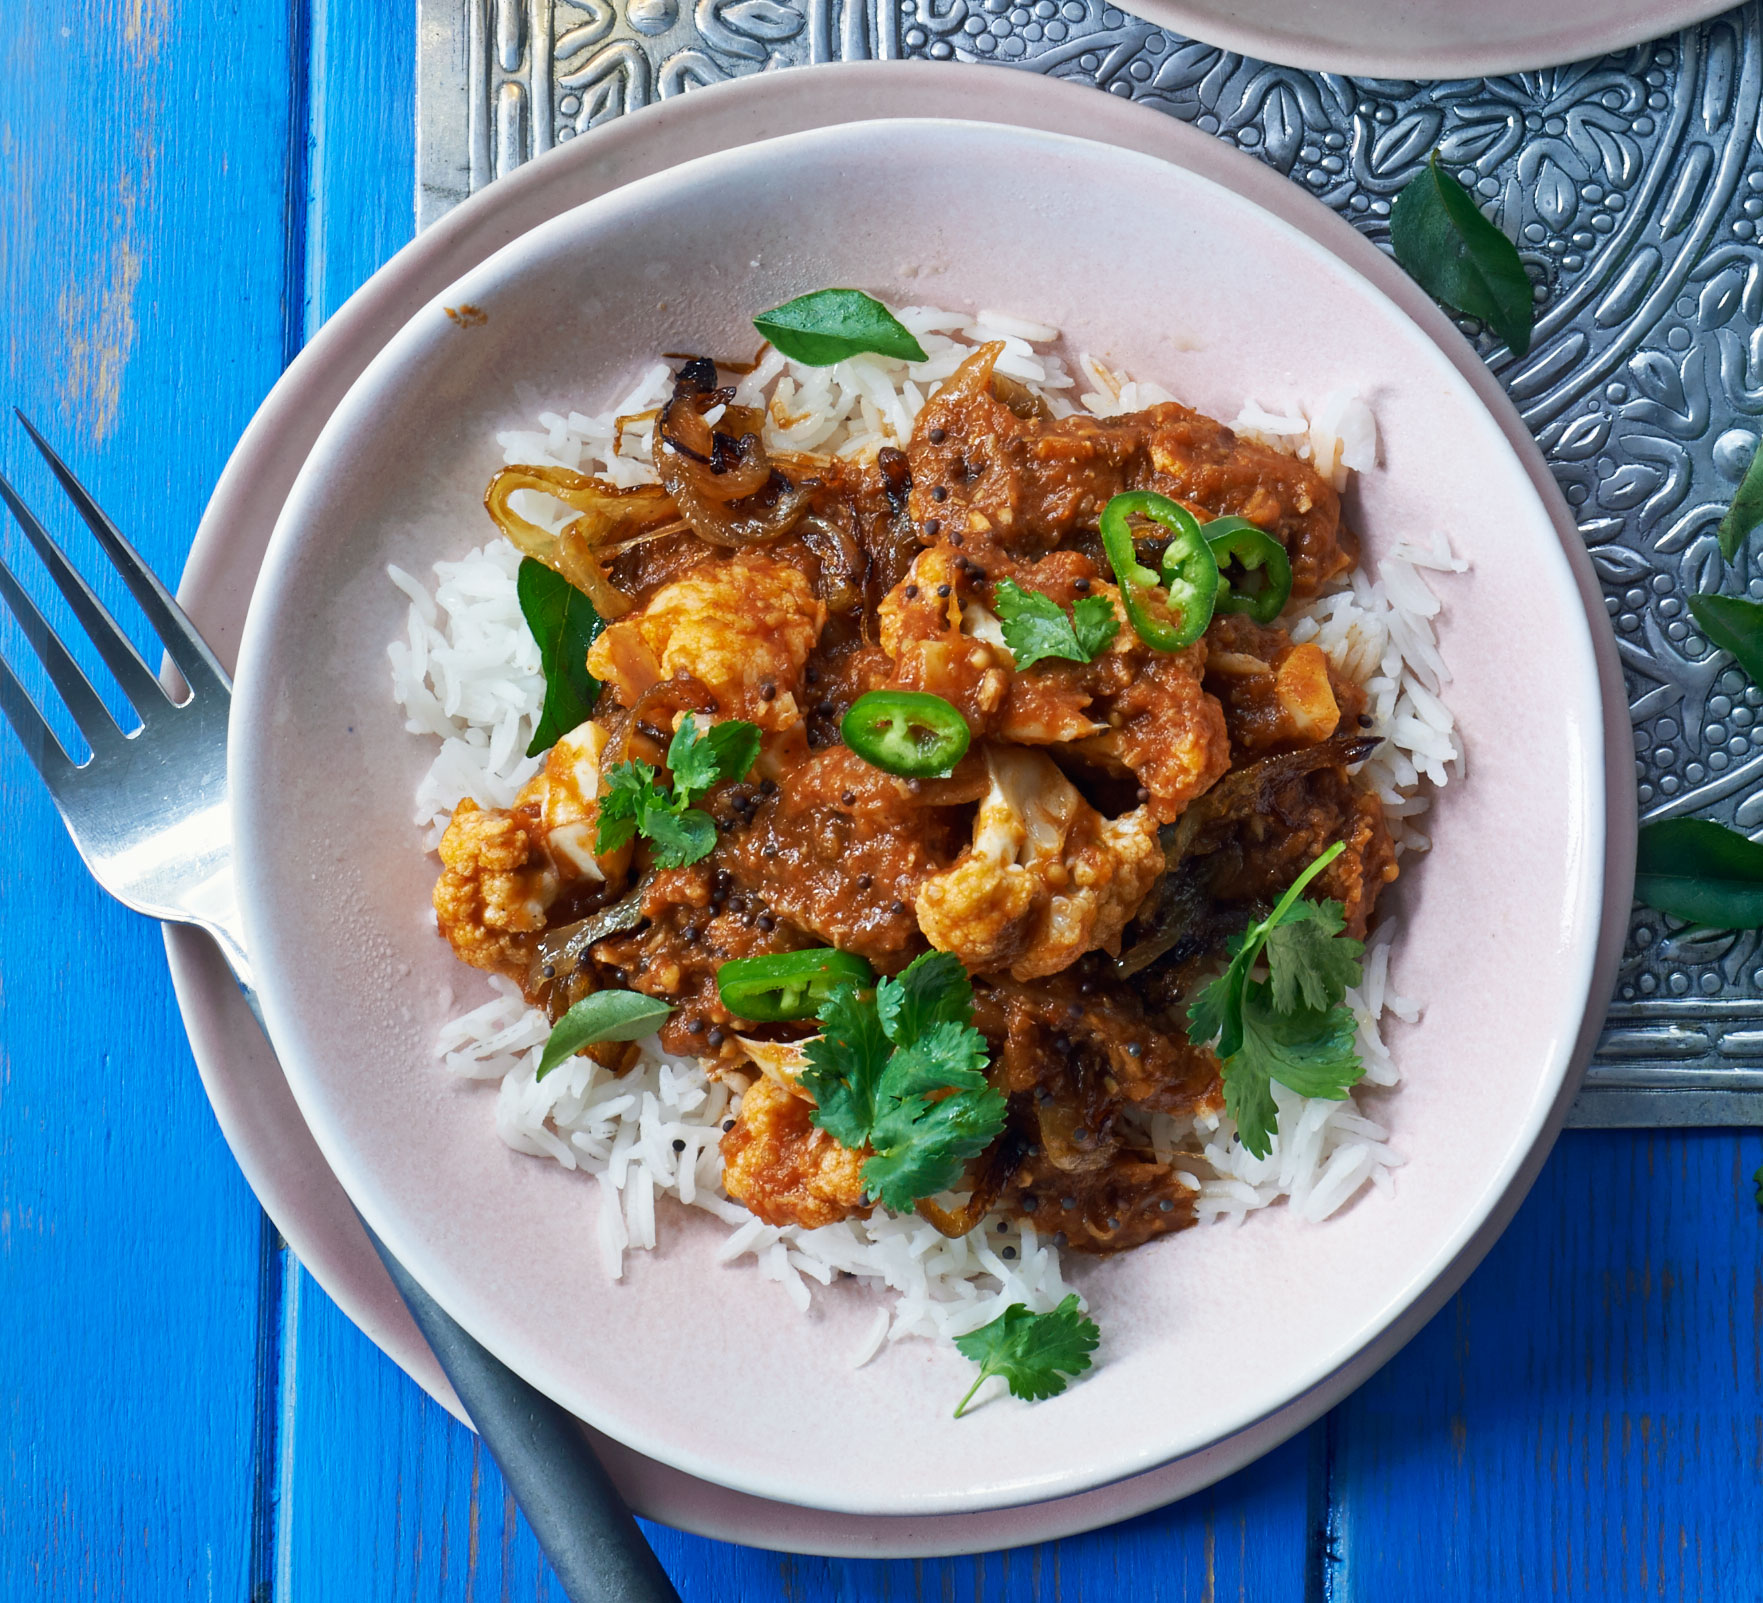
230, 118, 1612, 1517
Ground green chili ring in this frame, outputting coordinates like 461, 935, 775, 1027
716, 948, 877, 1023
1203, 516, 1295, 625
1099, 491, 1220, 652
842, 690, 972, 777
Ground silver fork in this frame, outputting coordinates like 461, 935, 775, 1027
0, 416, 682, 1603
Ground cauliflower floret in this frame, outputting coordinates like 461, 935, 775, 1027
720, 1074, 872, 1229
877, 547, 1012, 730
915, 746, 1163, 981
1204, 613, 1351, 754
585, 552, 825, 731
513, 718, 612, 881
432, 798, 559, 976
1070, 645, 1231, 823
989, 564, 1230, 821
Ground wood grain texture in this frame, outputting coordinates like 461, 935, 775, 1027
282, 1257, 1314, 1600
1328, 1129, 1763, 1600
0, 2, 298, 1598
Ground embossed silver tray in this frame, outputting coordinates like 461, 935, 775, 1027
414, 0, 1763, 1126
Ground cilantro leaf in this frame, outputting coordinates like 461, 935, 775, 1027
642, 807, 717, 869
705, 719, 762, 789
1220, 984, 1365, 1157
952, 1295, 1100, 1417
1262, 899, 1363, 1014
1071, 593, 1121, 659
862, 1082, 1006, 1213
993, 579, 1118, 670
594, 717, 762, 867
799, 982, 891, 1150
593, 760, 662, 855
1186, 842, 1365, 1158
664, 717, 724, 801
517, 559, 604, 757
876, 950, 973, 1044
801, 957, 1006, 1213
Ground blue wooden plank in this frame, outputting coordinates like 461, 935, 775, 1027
1325, 1128, 1763, 1600
0, 2, 301, 1599
282, 1254, 1314, 1600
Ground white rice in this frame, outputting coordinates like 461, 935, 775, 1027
387, 307, 1464, 1355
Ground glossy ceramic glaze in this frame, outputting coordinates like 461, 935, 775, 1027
225, 113, 1610, 1518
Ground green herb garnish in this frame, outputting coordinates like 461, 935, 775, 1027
538, 991, 674, 1079
992, 579, 1120, 670
1186, 842, 1365, 1159
951, 1295, 1100, 1418
1719, 436, 1763, 561
516, 558, 604, 757
753, 289, 929, 367
1634, 818, 1763, 929
594, 715, 761, 869
1390, 152, 1535, 358
1689, 592, 1763, 687
799, 950, 1006, 1214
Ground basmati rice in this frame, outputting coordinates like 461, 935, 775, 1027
387, 306, 1464, 1356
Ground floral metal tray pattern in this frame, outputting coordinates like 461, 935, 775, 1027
416, 0, 1763, 1125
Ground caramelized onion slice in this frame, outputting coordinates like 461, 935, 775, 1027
653, 365, 819, 546
484, 465, 676, 620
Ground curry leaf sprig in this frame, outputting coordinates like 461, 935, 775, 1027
753, 289, 929, 367
1633, 817, 1763, 929
799, 951, 1007, 1214
538, 991, 674, 1080
1389, 152, 1535, 358
594, 715, 761, 870
992, 579, 1120, 670
1186, 842, 1366, 1159
517, 558, 605, 757
951, 1295, 1100, 1418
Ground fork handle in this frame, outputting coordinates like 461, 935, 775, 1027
215, 954, 682, 1602
364, 1228, 684, 1603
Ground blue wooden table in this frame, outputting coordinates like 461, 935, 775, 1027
2, 5, 1760, 1597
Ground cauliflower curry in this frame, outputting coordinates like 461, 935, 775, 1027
432, 342, 1398, 1256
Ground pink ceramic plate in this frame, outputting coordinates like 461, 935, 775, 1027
1124, 0, 1728, 77
171, 63, 1632, 1553
228, 112, 1616, 1519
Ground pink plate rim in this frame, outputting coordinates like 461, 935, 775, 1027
167, 61, 1635, 1556
1115, 0, 1728, 79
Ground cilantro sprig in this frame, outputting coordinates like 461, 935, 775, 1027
952, 1295, 1100, 1417
1186, 841, 1366, 1159
992, 579, 1120, 670
799, 951, 1007, 1214
594, 715, 761, 869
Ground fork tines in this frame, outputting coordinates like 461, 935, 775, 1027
0, 414, 230, 776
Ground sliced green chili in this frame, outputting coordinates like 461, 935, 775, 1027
1099, 491, 1219, 651
716, 948, 877, 1022
1203, 516, 1294, 624
842, 690, 971, 777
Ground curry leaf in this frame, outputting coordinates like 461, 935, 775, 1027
1634, 818, 1763, 929
538, 991, 674, 1078
754, 289, 928, 367
1717, 435, 1763, 561
517, 558, 603, 757
1389, 153, 1535, 357
1688, 593, 1763, 685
